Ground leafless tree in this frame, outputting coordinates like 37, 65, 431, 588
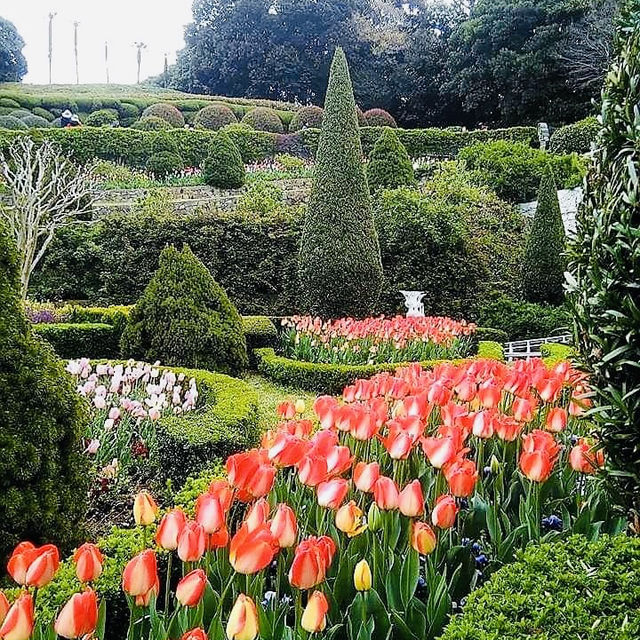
0, 138, 97, 298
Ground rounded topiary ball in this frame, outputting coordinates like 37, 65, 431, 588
194, 104, 238, 130
363, 108, 397, 128
32, 107, 55, 122
0, 116, 27, 130
289, 106, 324, 132
20, 115, 51, 129
241, 107, 285, 133
132, 116, 173, 131
141, 103, 185, 128
146, 152, 183, 178
203, 131, 246, 189
86, 109, 119, 127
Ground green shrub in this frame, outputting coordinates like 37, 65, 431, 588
540, 342, 576, 364
299, 48, 383, 318
146, 151, 183, 177
193, 104, 237, 130
242, 315, 278, 353
440, 535, 640, 640
366, 128, 416, 193
220, 123, 276, 162
0, 115, 27, 129
355, 106, 367, 127
549, 116, 600, 154
0, 220, 88, 561
363, 108, 397, 128
241, 107, 284, 133
117, 102, 140, 123
32, 106, 55, 122
275, 153, 305, 170
120, 244, 248, 375
85, 109, 119, 127
474, 327, 509, 344
0, 97, 20, 108
476, 340, 504, 360
33, 323, 120, 358
10, 109, 32, 120
20, 114, 50, 128
141, 102, 185, 128
131, 116, 173, 131
237, 181, 284, 216
522, 165, 566, 304
203, 131, 246, 189
289, 106, 324, 132
567, 2, 640, 513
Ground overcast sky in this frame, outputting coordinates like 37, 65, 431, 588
3, 1, 193, 84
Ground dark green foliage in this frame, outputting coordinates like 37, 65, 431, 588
0, 17, 27, 82
120, 244, 248, 375
540, 342, 576, 364
203, 131, 245, 188
20, 114, 50, 128
289, 106, 324, 132
299, 48, 383, 318
32, 107, 55, 121
10, 109, 32, 120
366, 128, 416, 193
567, 1, 640, 514
363, 108, 397, 128
241, 107, 284, 133
33, 323, 120, 359
0, 221, 88, 561
141, 102, 185, 128
131, 116, 173, 131
440, 535, 640, 640
146, 132, 184, 177
550, 116, 601, 154
0, 97, 20, 108
85, 109, 119, 127
193, 104, 237, 130
522, 165, 566, 304
0, 115, 26, 129
242, 315, 278, 356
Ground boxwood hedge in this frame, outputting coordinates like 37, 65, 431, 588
32, 322, 120, 358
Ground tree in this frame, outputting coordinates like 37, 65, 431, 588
567, 0, 640, 514
0, 16, 27, 82
522, 165, 566, 305
299, 47, 383, 318
0, 138, 96, 298
0, 218, 88, 560
366, 128, 416, 193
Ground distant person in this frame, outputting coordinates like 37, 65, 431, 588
60, 109, 73, 127
68, 114, 82, 128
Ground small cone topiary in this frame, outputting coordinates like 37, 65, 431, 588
0, 220, 88, 560
299, 47, 383, 318
367, 128, 416, 193
146, 131, 184, 178
120, 244, 248, 375
522, 164, 566, 304
203, 131, 246, 189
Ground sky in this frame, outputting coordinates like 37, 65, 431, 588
3, 1, 194, 84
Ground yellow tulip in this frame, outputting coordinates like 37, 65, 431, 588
353, 559, 372, 591
133, 491, 158, 526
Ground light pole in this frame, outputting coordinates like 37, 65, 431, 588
105, 41, 110, 84
73, 21, 80, 84
134, 42, 147, 84
48, 12, 56, 84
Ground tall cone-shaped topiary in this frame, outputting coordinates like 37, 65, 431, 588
367, 127, 416, 193
0, 220, 88, 560
120, 244, 248, 375
567, 0, 640, 514
522, 164, 566, 304
203, 130, 246, 189
299, 47, 383, 318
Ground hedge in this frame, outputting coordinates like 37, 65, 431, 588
540, 342, 576, 364
549, 116, 600, 154
440, 534, 640, 640
33, 322, 120, 358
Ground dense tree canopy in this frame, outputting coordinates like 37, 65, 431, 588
0, 17, 27, 82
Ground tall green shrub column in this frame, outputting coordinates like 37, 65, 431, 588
299, 47, 383, 318
567, 0, 640, 514
522, 164, 566, 304
367, 128, 416, 193
0, 221, 88, 560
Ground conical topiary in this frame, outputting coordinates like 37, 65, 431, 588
522, 164, 566, 304
299, 47, 383, 318
120, 244, 248, 375
567, 0, 640, 513
0, 220, 88, 560
367, 128, 416, 193
203, 131, 246, 189
146, 131, 184, 177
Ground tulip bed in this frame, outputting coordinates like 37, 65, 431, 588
0, 354, 626, 640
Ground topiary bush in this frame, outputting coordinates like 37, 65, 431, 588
549, 116, 600, 154
567, 0, 640, 515
0, 115, 27, 130
20, 114, 50, 129
145, 131, 183, 177
355, 106, 367, 127
131, 116, 173, 131
0, 220, 88, 561
289, 106, 324, 132
366, 127, 416, 193
299, 47, 383, 318
241, 107, 285, 133
32, 107, 55, 122
120, 244, 248, 375
203, 130, 246, 189
9, 109, 32, 120
116, 102, 140, 126
440, 535, 640, 640
363, 108, 397, 128
86, 109, 119, 127
193, 104, 237, 130
141, 102, 185, 128
522, 164, 566, 305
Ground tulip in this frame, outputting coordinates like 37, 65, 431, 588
478, 382, 501, 409
54, 589, 98, 639
208, 525, 230, 550
301, 591, 329, 633
325, 446, 353, 476
208, 479, 234, 512
421, 436, 457, 469
226, 594, 259, 640
317, 478, 349, 509
314, 395, 338, 430
269, 504, 297, 548
156, 509, 187, 551
519, 430, 560, 483
512, 396, 536, 423
431, 495, 458, 529
133, 491, 158, 526
196, 493, 226, 534
373, 476, 399, 510
178, 521, 206, 563
277, 401, 296, 420
176, 570, 207, 608
73, 543, 104, 583
245, 498, 271, 532
182, 629, 208, 640
411, 522, 437, 555
295, 398, 306, 414
545, 407, 568, 433
0, 593, 34, 640
367, 503, 382, 532
226, 450, 276, 499
268, 433, 310, 467
297, 455, 329, 487
471, 410, 494, 439
443, 457, 478, 498
7, 543, 37, 586
398, 480, 425, 517
122, 550, 158, 598
353, 559, 372, 591
289, 536, 336, 589
25, 544, 59, 588
229, 523, 277, 574
353, 461, 380, 493
335, 501, 367, 537
569, 439, 604, 474
0, 593, 9, 628
380, 429, 415, 460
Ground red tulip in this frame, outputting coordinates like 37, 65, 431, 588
519, 430, 560, 482
421, 436, 457, 469
0, 593, 9, 627
512, 396, 536, 423
122, 550, 158, 599
73, 543, 104, 583
569, 439, 604, 474
443, 457, 478, 498
25, 544, 59, 588
196, 493, 226, 534
301, 591, 329, 633
471, 410, 494, 439
0, 593, 33, 640
325, 446, 353, 476
493, 415, 522, 442
398, 480, 424, 517
245, 498, 270, 532
478, 382, 501, 409
268, 432, 310, 467
317, 478, 349, 509
297, 454, 329, 487
373, 476, 400, 510
226, 594, 259, 640
269, 504, 297, 548
380, 428, 414, 460
178, 521, 206, 563
208, 479, 234, 512
226, 450, 276, 499
545, 407, 567, 433
288, 536, 336, 589
156, 508, 187, 551
431, 495, 458, 529
229, 523, 277, 574
411, 521, 437, 555
353, 461, 380, 492
7, 543, 38, 586
207, 525, 230, 550
277, 401, 296, 420
176, 569, 207, 608
181, 629, 208, 640
54, 589, 98, 639
314, 395, 338, 430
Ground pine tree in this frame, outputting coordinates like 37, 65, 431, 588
299, 47, 383, 318
367, 128, 416, 193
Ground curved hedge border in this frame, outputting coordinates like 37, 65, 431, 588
32, 322, 120, 358
440, 534, 640, 640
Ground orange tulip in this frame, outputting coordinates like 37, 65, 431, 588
512, 396, 536, 423
443, 457, 478, 498
277, 401, 296, 420
411, 521, 437, 555
133, 491, 158, 526
122, 550, 158, 598
0, 593, 9, 628
25, 544, 59, 588
229, 523, 277, 574
335, 501, 367, 537
471, 410, 494, 439
431, 495, 458, 529
181, 629, 208, 640
373, 476, 399, 510
297, 454, 329, 487
493, 415, 522, 442
73, 543, 104, 583
398, 480, 425, 517
7, 543, 38, 586
478, 382, 501, 409
176, 569, 207, 608
226, 594, 259, 640
156, 508, 187, 551
289, 536, 336, 589
316, 478, 349, 509
269, 504, 298, 548
178, 521, 206, 563
314, 395, 338, 430
545, 407, 567, 433
301, 591, 329, 633
268, 432, 311, 467
353, 461, 380, 493
245, 498, 270, 532
519, 430, 560, 482
226, 450, 276, 499
196, 493, 226, 535
208, 525, 230, 550
380, 428, 415, 460
208, 479, 234, 512
0, 593, 34, 640
54, 589, 98, 639
569, 439, 604, 474
421, 436, 457, 469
